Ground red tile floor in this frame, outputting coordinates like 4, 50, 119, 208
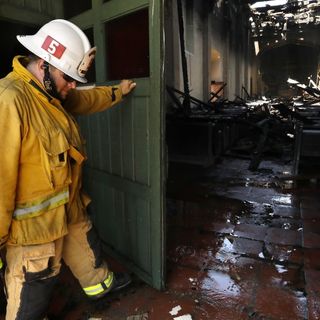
1, 157, 320, 319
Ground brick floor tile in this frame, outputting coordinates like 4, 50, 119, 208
273, 204, 300, 218
304, 249, 320, 269
300, 207, 320, 220
254, 286, 307, 319
303, 220, 320, 234
300, 200, 320, 210
265, 227, 302, 246
305, 269, 320, 296
227, 237, 264, 256
234, 223, 268, 241
308, 294, 320, 320
264, 243, 304, 265
203, 222, 235, 234
257, 262, 305, 291
166, 265, 204, 293
303, 232, 320, 249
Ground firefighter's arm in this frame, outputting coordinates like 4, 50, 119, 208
64, 80, 136, 115
0, 103, 21, 247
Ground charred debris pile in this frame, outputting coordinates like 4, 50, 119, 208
166, 79, 320, 174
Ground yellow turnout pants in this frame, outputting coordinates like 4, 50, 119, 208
5, 219, 112, 320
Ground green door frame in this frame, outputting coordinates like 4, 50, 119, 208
73, 0, 166, 290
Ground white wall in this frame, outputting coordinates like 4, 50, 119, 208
209, 3, 254, 100
165, 0, 255, 105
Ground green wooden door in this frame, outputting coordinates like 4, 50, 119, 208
73, 0, 165, 290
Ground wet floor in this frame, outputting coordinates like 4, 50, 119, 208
165, 158, 310, 320
1, 157, 320, 319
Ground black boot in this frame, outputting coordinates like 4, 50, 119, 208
110, 272, 132, 292
88, 272, 132, 300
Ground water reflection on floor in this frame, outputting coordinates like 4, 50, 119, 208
165, 158, 319, 320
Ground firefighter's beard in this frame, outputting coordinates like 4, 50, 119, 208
43, 62, 64, 101
43, 76, 63, 101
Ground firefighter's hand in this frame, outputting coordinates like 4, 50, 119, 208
120, 79, 136, 97
0, 258, 3, 270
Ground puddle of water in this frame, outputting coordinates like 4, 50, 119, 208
282, 222, 291, 230
275, 264, 289, 274
175, 245, 196, 257
201, 270, 240, 296
214, 237, 243, 264
219, 237, 234, 253
272, 195, 293, 205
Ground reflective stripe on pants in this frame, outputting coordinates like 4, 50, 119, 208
83, 272, 113, 296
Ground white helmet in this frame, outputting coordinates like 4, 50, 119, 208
17, 19, 96, 83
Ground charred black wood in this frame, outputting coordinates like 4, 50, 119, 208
177, 0, 191, 114
166, 86, 214, 115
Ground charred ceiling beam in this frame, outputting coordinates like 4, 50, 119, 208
177, 0, 191, 114
248, 0, 320, 46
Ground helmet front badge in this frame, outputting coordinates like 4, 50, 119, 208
41, 35, 66, 59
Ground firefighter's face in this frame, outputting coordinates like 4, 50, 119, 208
50, 68, 77, 100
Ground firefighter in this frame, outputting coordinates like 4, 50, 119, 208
0, 19, 136, 319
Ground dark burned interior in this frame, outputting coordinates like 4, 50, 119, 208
166, 0, 320, 178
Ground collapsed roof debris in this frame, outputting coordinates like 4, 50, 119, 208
248, 0, 320, 44
287, 77, 320, 98
166, 76, 320, 172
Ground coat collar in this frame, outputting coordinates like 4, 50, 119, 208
12, 56, 57, 103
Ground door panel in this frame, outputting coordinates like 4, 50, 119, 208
106, 8, 150, 80
75, 0, 165, 290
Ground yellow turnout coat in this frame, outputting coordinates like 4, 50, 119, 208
0, 56, 123, 246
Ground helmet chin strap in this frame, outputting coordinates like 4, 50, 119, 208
43, 61, 60, 99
